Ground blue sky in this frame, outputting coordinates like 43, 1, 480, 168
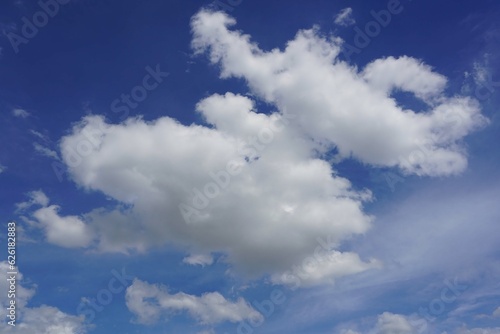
0, 0, 500, 333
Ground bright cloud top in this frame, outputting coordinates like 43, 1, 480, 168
23, 9, 487, 286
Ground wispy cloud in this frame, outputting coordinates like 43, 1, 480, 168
12, 108, 30, 118
334, 7, 355, 27
33, 143, 60, 160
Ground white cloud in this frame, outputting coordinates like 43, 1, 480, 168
3, 306, 89, 334
0, 262, 35, 310
493, 306, 500, 318
12, 108, 29, 118
374, 312, 416, 334
271, 251, 380, 287
0, 164, 6, 174
361, 56, 447, 103
334, 7, 355, 27
183, 254, 214, 266
342, 313, 416, 334
18, 190, 94, 248
16, 190, 50, 211
456, 326, 500, 334
125, 279, 262, 325
33, 143, 60, 160
51, 10, 487, 286
32, 204, 94, 248
59, 109, 373, 279
0, 261, 88, 334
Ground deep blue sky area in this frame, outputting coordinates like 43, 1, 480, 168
0, 0, 499, 333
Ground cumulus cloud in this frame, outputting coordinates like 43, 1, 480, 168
17, 191, 94, 248
334, 7, 355, 27
183, 254, 214, 266
0, 262, 87, 334
361, 56, 447, 103
49, 9, 487, 285
59, 106, 373, 278
125, 279, 262, 325
32, 205, 94, 248
191, 10, 487, 176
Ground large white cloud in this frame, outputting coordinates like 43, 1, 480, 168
49, 9, 487, 285
191, 10, 487, 176
58, 95, 374, 279
125, 279, 262, 325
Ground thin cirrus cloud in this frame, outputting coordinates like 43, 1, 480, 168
21, 9, 488, 288
11, 108, 30, 118
334, 7, 355, 27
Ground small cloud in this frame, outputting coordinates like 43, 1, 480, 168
183, 253, 214, 266
126, 279, 262, 325
16, 190, 50, 212
334, 7, 355, 27
473, 61, 490, 87
33, 143, 60, 160
493, 306, 500, 317
0, 164, 6, 174
30, 130, 49, 141
16, 190, 93, 248
12, 108, 30, 118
